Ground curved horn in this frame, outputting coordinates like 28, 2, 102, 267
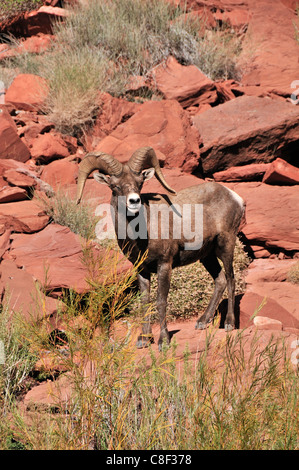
76, 152, 123, 204
128, 147, 176, 194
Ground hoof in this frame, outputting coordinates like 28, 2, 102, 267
195, 318, 212, 330
136, 335, 154, 349
224, 323, 234, 332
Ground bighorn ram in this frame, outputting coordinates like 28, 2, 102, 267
76, 147, 245, 349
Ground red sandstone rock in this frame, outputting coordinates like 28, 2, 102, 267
40, 159, 78, 190
193, 95, 299, 175
96, 99, 201, 173
245, 259, 298, 284
17, 33, 53, 54
1, 6, 70, 38
86, 93, 141, 149
24, 375, 72, 412
5, 223, 132, 294
213, 163, 270, 182
0, 34, 53, 62
0, 229, 11, 259
17, 114, 54, 148
0, 259, 59, 321
224, 182, 299, 254
239, 0, 299, 97
30, 132, 70, 163
239, 258, 299, 330
240, 288, 299, 330
3, 169, 37, 188
0, 107, 31, 162
262, 158, 299, 185
214, 8, 251, 30
149, 56, 217, 108
0, 199, 49, 233
5, 224, 89, 293
0, 186, 27, 203
253, 316, 283, 331
0, 158, 30, 175
5, 74, 49, 112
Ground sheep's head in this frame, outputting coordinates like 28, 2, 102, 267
76, 147, 176, 214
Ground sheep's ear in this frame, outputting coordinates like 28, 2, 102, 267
93, 172, 111, 186
142, 167, 155, 181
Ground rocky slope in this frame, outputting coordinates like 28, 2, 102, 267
0, 0, 298, 408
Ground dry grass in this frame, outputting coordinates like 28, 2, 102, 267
1, 0, 243, 134
36, 190, 98, 241
0, 241, 297, 450
287, 261, 299, 284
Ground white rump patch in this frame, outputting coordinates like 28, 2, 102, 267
226, 187, 244, 208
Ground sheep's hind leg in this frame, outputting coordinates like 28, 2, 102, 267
156, 261, 172, 351
217, 239, 236, 332
195, 254, 226, 330
136, 270, 154, 348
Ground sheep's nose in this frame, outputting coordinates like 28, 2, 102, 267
128, 195, 141, 205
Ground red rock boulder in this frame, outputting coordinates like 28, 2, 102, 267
239, 0, 299, 97
96, 99, 201, 173
0, 259, 59, 322
40, 158, 78, 190
30, 132, 70, 163
240, 258, 299, 330
5, 74, 49, 112
224, 182, 299, 255
262, 158, 299, 185
85, 93, 141, 150
149, 56, 217, 108
0, 186, 27, 203
3, 169, 37, 188
193, 95, 299, 175
1, 6, 70, 38
0, 107, 31, 162
0, 199, 49, 233
213, 163, 270, 182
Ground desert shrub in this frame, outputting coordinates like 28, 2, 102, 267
287, 261, 299, 284
1, 0, 243, 133
52, 0, 200, 76
194, 27, 243, 80
36, 190, 98, 241
40, 47, 113, 135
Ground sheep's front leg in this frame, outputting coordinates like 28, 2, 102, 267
157, 261, 172, 351
136, 269, 154, 348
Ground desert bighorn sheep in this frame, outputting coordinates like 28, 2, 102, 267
76, 147, 245, 349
